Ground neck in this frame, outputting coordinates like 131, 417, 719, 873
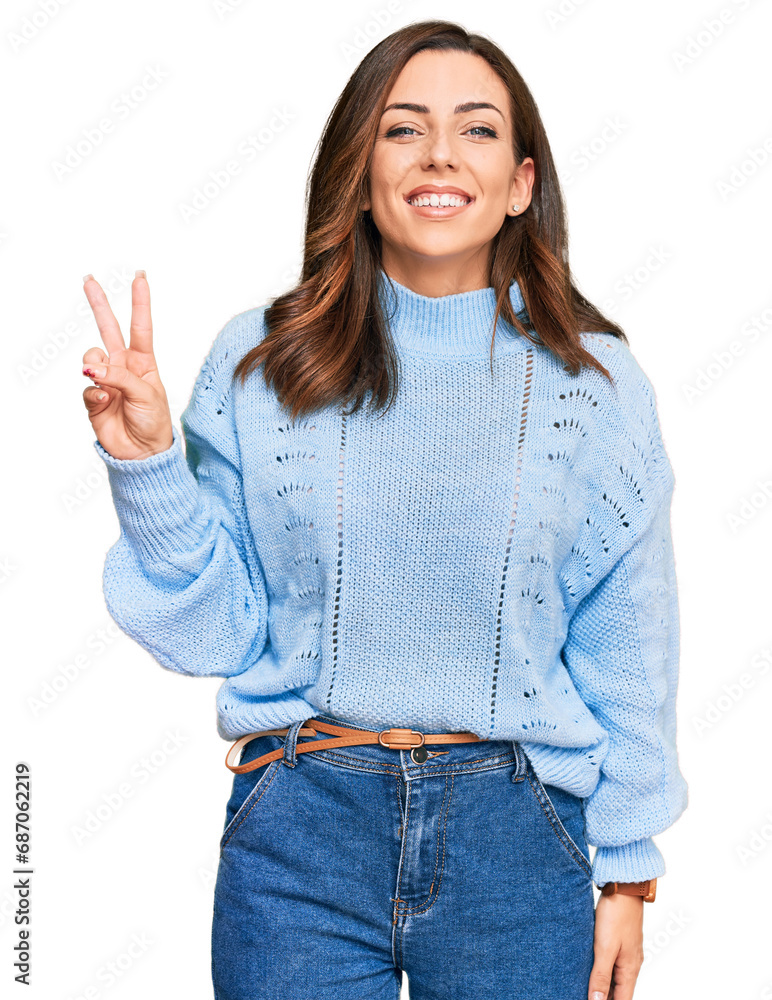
377, 256, 492, 298
376, 266, 534, 357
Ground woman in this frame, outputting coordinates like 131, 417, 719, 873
82, 19, 688, 1000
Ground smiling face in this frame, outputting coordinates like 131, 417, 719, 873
362, 48, 535, 294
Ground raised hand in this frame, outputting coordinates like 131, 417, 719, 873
81, 270, 175, 461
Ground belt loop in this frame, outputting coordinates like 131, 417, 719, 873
511, 741, 526, 782
282, 719, 306, 768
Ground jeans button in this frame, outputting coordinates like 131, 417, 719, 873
411, 746, 428, 764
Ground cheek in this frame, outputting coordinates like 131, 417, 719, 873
477, 148, 516, 188
367, 173, 406, 224
369, 147, 416, 196
369, 202, 403, 243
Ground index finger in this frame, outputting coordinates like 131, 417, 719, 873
82, 275, 126, 356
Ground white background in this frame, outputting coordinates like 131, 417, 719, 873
3, 0, 771, 997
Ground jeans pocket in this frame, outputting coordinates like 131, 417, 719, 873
219, 735, 285, 852
521, 752, 593, 878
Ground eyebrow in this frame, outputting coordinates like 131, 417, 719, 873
381, 101, 505, 119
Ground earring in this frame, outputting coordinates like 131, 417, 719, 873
513, 204, 520, 212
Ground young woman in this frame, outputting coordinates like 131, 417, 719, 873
82, 19, 688, 1000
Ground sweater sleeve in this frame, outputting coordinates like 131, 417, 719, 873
561, 384, 688, 888
92, 313, 269, 677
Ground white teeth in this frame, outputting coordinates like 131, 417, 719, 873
408, 193, 470, 208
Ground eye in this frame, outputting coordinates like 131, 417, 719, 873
384, 125, 499, 139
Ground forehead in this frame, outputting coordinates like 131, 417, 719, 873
384, 50, 509, 115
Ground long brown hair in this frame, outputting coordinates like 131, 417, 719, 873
233, 19, 627, 419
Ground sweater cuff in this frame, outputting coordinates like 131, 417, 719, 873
591, 836, 666, 888
93, 425, 205, 564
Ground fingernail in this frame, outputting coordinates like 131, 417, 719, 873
592, 992, 605, 999
83, 273, 93, 283
84, 365, 106, 378
135, 269, 146, 279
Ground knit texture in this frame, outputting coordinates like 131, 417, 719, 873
94, 267, 688, 887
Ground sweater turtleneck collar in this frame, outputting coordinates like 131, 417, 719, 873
375, 266, 535, 357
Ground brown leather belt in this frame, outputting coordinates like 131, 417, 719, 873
225, 718, 489, 774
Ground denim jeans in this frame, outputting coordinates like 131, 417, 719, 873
211, 712, 596, 999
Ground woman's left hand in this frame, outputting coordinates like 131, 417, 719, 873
587, 894, 645, 1000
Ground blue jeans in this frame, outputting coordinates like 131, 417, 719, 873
211, 712, 595, 999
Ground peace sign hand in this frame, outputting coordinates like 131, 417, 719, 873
81, 271, 175, 461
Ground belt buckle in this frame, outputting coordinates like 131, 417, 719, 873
378, 727, 425, 750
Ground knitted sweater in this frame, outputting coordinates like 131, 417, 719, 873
94, 267, 688, 887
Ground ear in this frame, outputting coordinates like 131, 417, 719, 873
360, 177, 371, 213
509, 156, 536, 215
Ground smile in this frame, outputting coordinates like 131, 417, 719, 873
404, 192, 474, 217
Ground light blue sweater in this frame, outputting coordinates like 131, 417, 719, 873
94, 267, 688, 887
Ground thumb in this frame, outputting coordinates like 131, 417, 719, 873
588, 968, 613, 1000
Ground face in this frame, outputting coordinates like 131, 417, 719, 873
362, 49, 535, 292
